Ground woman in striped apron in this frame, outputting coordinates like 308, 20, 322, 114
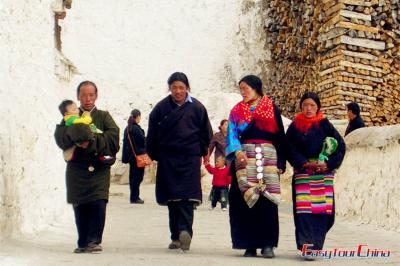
226, 75, 287, 258
286, 92, 346, 260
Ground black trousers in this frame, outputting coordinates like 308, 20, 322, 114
73, 199, 107, 248
167, 200, 194, 241
210, 186, 229, 208
129, 163, 145, 202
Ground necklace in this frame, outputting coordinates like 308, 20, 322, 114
80, 106, 96, 114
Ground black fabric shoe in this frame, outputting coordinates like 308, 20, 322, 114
302, 251, 315, 261
179, 231, 192, 251
131, 199, 144, 204
243, 249, 257, 257
73, 247, 88, 254
168, 240, 181, 249
261, 246, 275, 258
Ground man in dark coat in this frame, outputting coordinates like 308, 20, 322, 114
54, 81, 119, 253
146, 72, 212, 251
345, 102, 365, 136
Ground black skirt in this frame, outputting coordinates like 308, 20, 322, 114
292, 177, 335, 250
155, 152, 202, 205
229, 162, 279, 249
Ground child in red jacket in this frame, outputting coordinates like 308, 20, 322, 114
204, 156, 231, 211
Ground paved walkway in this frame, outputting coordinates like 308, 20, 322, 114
0, 184, 399, 266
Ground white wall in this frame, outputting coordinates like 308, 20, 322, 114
0, 0, 270, 239
335, 125, 400, 232
60, 0, 269, 129
0, 0, 70, 239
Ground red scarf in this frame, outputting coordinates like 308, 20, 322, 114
293, 112, 325, 133
231, 96, 278, 133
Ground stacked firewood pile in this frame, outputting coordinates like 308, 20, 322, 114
265, 0, 400, 125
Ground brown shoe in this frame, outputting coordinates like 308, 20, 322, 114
87, 243, 103, 253
168, 240, 181, 249
73, 247, 88, 254
179, 231, 191, 251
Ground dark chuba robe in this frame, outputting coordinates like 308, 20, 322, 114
286, 118, 346, 250
229, 104, 287, 249
54, 108, 120, 204
146, 95, 212, 205
344, 116, 365, 136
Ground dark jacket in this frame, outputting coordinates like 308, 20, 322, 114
54, 108, 120, 204
146, 95, 213, 160
146, 95, 213, 204
122, 123, 146, 165
286, 118, 346, 172
345, 116, 365, 136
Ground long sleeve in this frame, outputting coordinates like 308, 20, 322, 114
86, 111, 120, 156
286, 124, 308, 171
131, 124, 146, 155
322, 120, 346, 171
273, 105, 287, 172
122, 127, 137, 164
205, 164, 215, 175
54, 122, 94, 151
208, 134, 217, 155
226, 168, 232, 185
199, 107, 213, 156
146, 106, 160, 161
225, 114, 242, 161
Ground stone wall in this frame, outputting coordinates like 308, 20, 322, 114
335, 125, 400, 231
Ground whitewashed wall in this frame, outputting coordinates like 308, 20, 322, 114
0, 0, 70, 239
0, 0, 270, 239
60, 0, 269, 129
335, 125, 400, 232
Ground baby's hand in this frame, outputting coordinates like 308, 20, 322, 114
77, 141, 90, 149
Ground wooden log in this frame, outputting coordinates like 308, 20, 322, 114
340, 10, 372, 21
339, 0, 372, 7
339, 35, 386, 50
339, 60, 385, 73
337, 21, 379, 33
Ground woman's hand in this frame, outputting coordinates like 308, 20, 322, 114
315, 162, 328, 173
236, 150, 248, 168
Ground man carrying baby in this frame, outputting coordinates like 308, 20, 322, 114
54, 81, 119, 253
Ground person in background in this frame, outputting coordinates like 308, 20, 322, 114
122, 109, 146, 204
207, 119, 228, 164
345, 102, 365, 136
204, 156, 231, 211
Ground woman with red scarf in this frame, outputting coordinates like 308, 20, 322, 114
226, 75, 286, 258
286, 92, 346, 260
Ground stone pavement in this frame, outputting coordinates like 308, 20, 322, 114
0, 184, 399, 266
